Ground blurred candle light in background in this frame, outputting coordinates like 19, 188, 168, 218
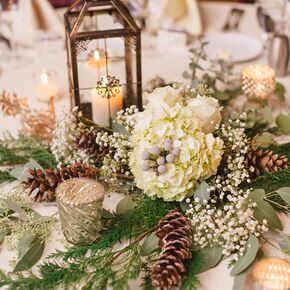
241, 64, 275, 100
34, 69, 58, 102
243, 258, 290, 290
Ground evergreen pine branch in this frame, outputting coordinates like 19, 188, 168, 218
0, 171, 16, 183
0, 136, 56, 169
0, 197, 174, 290
51, 197, 177, 262
243, 169, 290, 193
181, 253, 204, 290
269, 142, 290, 160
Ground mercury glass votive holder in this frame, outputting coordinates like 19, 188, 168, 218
241, 64, 276, 100
243, 258, 290, 290
56, 178, 105, 245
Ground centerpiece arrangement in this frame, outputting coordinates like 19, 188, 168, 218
1, 15, 290, 290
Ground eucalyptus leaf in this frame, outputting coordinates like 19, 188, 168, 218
254, 199, 282, 230
111, 122, 130, 136
261, 107, 273, 125
18, 234, 36, 260
214, 91, 230, 101
0, 231, 6, 244
276, 114, 290, 134
194, 181, 210, 203
101, 208, 115, 219
180, 201, 190, 212
248, 189, 265, 202
276, 187, 290, 204
9, 166, 30, 182
197, 246, 223, 273
230, 235, 259, 276
115, 196, 136, 215
253, 134, 273, 147
28, 158, 44, 171
278, 233, 290, 255
233, 270, 250, 290
275, 82, 286, 102
140, 232, 159, 256
13, 238, 45, 272
0, 198, 28, 221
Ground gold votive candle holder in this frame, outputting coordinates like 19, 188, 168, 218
56, 178, 105, 245
241, 64, 276, 100
243, 258, 290, 290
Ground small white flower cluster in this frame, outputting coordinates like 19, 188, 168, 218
51, 108, 92, 165
95, 131, 132, 176
212, 116, 251, 200
115, 105, 139, 133
186, 191, 268, 260
185, 116, 268, 258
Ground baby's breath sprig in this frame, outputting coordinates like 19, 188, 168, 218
185, 116, 268, 259
115, 105, 139, 133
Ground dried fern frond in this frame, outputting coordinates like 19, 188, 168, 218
0, 91, 29, 116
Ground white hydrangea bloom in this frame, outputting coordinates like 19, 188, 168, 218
130, 86, 224, 201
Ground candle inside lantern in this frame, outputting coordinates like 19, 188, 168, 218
241, 64, 275, 100
91, 86, 123, 127
87, 48, 106, 68
243, 258, 290, 290
34, 69, 58, 102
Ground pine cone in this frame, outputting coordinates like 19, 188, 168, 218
246, 148, 290, 178
23, 168, 62, 202
76, 130, 110, 163
151, 210, 193, 290
22, 163, 98, 202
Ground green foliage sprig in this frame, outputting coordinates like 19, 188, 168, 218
0, 135, 56, 169
0, 171, 16, 183
0, 196, 177, 290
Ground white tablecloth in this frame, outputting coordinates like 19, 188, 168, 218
0, 2, 290, 290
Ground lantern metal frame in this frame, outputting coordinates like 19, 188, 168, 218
64, 0, 142, 120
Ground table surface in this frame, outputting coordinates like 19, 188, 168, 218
0, 2, 290, 290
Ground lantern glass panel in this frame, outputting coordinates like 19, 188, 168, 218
65, 0, 142, 125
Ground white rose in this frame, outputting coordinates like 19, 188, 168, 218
187, 95, 222, 133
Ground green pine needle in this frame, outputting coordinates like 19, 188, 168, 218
0, 171, 16, 183
181, 253, 203, 290
0, 197, 177, 290
244, 169, 290, 193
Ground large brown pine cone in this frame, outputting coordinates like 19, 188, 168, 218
151, 210, 193, 290
22, 163, 98, 202
75, 130, 110, 163
246, 147, 289, 178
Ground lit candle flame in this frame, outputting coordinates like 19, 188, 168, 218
94, 50, 101, 61
40, 72, 49, 85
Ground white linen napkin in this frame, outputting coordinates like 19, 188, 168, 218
1, 0, 64, 47
156, 0, 202, 35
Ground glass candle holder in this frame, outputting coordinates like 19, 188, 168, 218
243, 258, 290, 290
33, 69, 58, 102
56, 178, 105, 245
241, 64, 275, 100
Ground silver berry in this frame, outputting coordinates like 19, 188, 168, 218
166, 153, 175, 163
163, 139, 173, 151
142, 162, 150, 171
150, 145, 160, 155
158, 165, 166, 174
157, 156, 166, 165
141, 150, 150, 160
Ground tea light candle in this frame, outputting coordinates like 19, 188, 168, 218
34, 69, 58, 102
87, 48, 106, 68
243, 258, 290, 290
91, 86, 123, 127
241, 64, 275, 100
56, 178, 105, 245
